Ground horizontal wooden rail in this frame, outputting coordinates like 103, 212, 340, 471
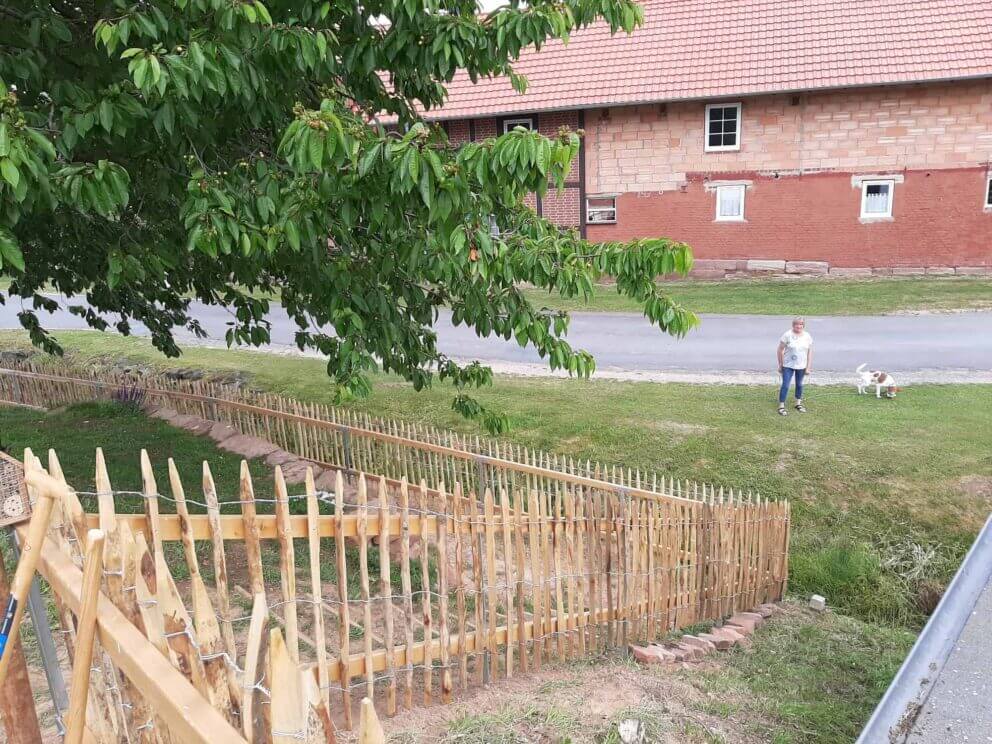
23, 530, 247, 744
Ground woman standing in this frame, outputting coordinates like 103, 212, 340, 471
777, 317, 813, 415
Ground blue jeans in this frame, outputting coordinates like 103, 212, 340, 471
779, 367, 806, 404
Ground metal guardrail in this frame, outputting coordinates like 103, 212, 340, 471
856, 512, 992, 744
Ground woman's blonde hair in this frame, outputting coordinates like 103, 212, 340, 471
792, 316, 806, 325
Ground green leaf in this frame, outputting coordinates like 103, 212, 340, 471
285, 220, 300, 251
99, 99, 114, 132
308, 131, 323, 169
0, 233, 24, 272
149, 55, 162, 85
189, 42, 206, 75
0, 124, 8, 157
0, 159, 19, 188
133, 58, 148, 89
359, 143, 381, 177
255, 2, 273, 24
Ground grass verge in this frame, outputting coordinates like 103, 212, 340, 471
401, 603, 913, 743
2, 330, 988, 630
523, 276, 992, 315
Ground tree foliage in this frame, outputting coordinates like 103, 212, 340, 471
0, 0, 696, 431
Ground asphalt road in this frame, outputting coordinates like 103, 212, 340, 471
1, 296, 991, 376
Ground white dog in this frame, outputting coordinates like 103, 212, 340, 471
856, 363, 899, 398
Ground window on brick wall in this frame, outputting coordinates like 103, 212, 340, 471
705, 103, 741, 151
586, 196, 617, 224
985, 175, 992, 209
502, 117, 534, 133
715, 184, 746, 221
860, 180, 894, 219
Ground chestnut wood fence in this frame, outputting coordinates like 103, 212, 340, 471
0, 358, 790, 742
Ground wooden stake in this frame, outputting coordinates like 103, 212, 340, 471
419, 480, 434, 705
334, 471, 352, 730
357, 475, 374, 702
357, 698, 384, 744
376, 478, 396, 715
239, 462, 264, 596
139, 450, 165, 567
399, 479, 414, 711
452, 484, 468, 690
202, 462, 236, 665
527, 489, 543, 671
268, 629, 307, 744
274, 466, 299, 663
306, 469, 330, 712
64, 529, 106, 744
241, 593, 267, 743
0, 540, 43, 744
168, 458, 200, 577
436, 484, 452, 704
499, 490, 514, 678
513, 492, 528, 673
482, 489, 499, 676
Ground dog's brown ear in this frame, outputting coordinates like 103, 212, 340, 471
877, 372, 888, 383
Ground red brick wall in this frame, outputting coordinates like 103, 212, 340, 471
580, 79, 992, 267
542, 186, 581, 228
586, 168, 992, 267
446, 119, 470, 145
585, 80, 992, 194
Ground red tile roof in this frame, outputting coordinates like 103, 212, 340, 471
432, 0, 992, 119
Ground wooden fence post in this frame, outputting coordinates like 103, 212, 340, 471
64, 529, 106, 744
0, 466, 59, 688
358, 698, 385, 744
0, 537, 42, 744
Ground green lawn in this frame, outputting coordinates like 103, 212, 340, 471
4, 331, 983, 741
3, 330, 989, 630
523, 276, 992, 315
0, 401, 273, 503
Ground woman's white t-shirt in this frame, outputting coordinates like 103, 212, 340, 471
780, 330, 812, 370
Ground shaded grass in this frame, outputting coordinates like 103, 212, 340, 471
2, 331, 990, 630
0, 400, 274, 503
0, 400, 439, 596
523, 276, 992, 315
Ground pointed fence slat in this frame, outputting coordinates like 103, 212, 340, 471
418, 481, 434, 706
274, 467, 300, 664
3, 409, 789, 739
357, 476, 374, 702
306, 470, 331, 712
334, 473, 353, 730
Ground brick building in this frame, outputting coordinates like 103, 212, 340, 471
435, 0, 992, 276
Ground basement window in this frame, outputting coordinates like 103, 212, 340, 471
503, 117, 534, 133
715, 184, 746, 221
586, 195, 617, 224
861, 180, 894, 219
985, 175, 992, 209
705, 103, 742, 152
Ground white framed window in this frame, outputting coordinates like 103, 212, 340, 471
586, 195, 617, 224
985, 175, 992, 209
715, 184, 746, 221
502, 117, 534, 133
860, 180, 894, 219
705, 103, 742, 151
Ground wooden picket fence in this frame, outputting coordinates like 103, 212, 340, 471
0, 358, 790, 742
1, 357, 757, 504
